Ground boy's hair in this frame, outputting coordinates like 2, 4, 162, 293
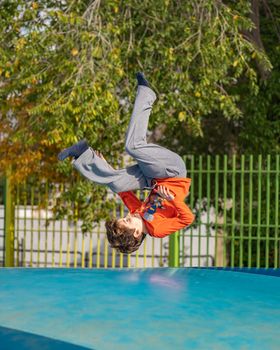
105, 218, 146, 254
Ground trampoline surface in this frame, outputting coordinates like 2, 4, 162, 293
0, 268, 279, 350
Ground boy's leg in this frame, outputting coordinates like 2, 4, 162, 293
73, 148, 148, 193
125, 85, 187, 186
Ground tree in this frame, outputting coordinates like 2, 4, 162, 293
161, 0, 279, 155
0, 0, 272, 231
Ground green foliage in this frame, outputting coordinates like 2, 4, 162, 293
162, 1, 279, 156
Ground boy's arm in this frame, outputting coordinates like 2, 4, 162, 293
118, 191, 142, 213
169, 199, 195, 225
150, 200, 195, 238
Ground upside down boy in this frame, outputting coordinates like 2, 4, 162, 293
58, 72, 195, 254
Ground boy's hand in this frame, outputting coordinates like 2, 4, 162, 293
156, 185, 175, 201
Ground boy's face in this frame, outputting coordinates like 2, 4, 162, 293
117, 213, 143, 239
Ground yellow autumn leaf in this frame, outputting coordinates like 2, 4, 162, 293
71, 48, 79, 56
195, 91, 201, 97
178, 111, 186, 122
251, 52, 256, 59
41, 139, 51, 146
5, 71, 10, 78
18, 38, 26, 49
50, 129, 62, 142
116, 67, 124, 77
233, 60, 238, 67
92, 47, 102, 58
233, 15, 239, 21
32, 2, 38, 10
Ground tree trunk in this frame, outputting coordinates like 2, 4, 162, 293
242, 0, 270, 80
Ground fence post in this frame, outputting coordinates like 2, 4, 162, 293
169, 231, 180, 267
4, 171, 15, 267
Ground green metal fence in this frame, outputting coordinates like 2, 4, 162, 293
3, 181, 170, 268
1, 154, 279, 268
183, 154, 279, 268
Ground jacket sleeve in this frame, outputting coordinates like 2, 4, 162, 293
150, 200, 195, 238
117, 191, 142, 213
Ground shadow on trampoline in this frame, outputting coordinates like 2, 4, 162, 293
0, 326, 93, 350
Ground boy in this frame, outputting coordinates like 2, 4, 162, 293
58, 72, 195, 254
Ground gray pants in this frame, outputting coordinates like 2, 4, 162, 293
74, 85, 187, 193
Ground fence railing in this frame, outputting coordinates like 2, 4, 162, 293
184, 154, 279, 268
0, 154, 279, 268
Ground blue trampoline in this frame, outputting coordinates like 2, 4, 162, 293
0, 268, 279, 350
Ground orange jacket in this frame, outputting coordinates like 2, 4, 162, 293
118, 177, 195, 238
